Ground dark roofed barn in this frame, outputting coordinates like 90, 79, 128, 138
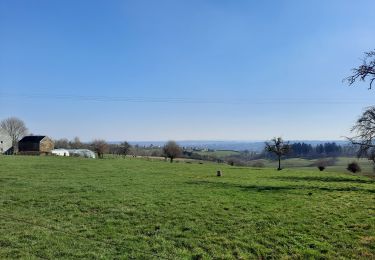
18, 136, 54, 155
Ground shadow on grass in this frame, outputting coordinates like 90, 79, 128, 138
268, 176, 375, 184
186, 180, 375, 193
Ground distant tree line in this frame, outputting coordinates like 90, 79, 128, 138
54, 137, 85, 149
286, 142, 356, 158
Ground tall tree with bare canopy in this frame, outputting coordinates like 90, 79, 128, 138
0, 117, 28, 154
348, 106, 375, 164
345, 50, 375, 163
265, 137, 290, 171
163, 140, 182, 163
91, 139, 109, 159
346, 50, 375, 89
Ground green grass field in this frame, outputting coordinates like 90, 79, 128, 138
0, 156, 374, 259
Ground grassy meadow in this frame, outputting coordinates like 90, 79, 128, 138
253, 157, 375, 176
195, 150, 241, 158
0, 156, 374, 259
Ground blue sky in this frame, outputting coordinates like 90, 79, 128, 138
0, 0, 374, 141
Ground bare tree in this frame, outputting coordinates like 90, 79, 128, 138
163, 140, 182, 163
70, 136, 83, 149
91, 139, 109, 159
265, 137, 290, 170
118, 141, 132, 158
345, 50, 375, 90
54, 138, 70, 149
347, 106, 375, 163
0, 117, 28, 153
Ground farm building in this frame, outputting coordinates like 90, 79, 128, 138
51, 148, 70, 157
18, 136, 54, 155
0, 128, 12, 154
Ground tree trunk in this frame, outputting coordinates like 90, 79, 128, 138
170, 157, 173, 163
277, 155, 281, 171
12, 139, 17, 155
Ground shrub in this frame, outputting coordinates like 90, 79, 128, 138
226, 158, 247, 167
251, 161, 265, 168
347, 162, 361, 173
316, 159, 327, 171
151, 150, 163, 157
312, 158, 337, 169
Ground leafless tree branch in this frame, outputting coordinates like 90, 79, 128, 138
345, 50, 375, 90
347, 106, 375, 162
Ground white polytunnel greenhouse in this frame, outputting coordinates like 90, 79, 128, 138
67, 149, 96, 159
51, 149, 70, 157
51, 148, 96, 158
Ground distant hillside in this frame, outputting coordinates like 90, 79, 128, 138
123, 140, 349, 152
